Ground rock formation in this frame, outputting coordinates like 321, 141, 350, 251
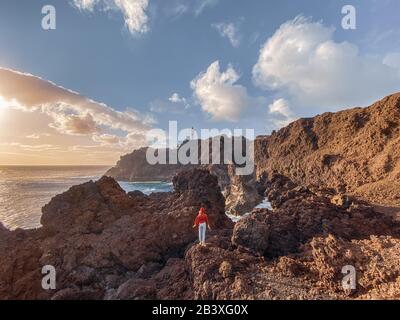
107, 93, 400, 213
106, 138, 262, 216
255, 93, 400, 207
105, 147, 187, 182
2, 93, 400, 300
206, 164, 262, 215
2, 168, 400, 300
0, 169, 231, 300
233, 173, 400, 255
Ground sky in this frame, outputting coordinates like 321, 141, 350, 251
0, 0, 399, 165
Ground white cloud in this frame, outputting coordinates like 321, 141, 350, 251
72, 0, 149, 34
164, 0, 219, 18
73, 0, 97, 11
268, 98, 296, 128
212, 22, 241, 47
0, 67, 150, 148
26, 134, 40, 139
191, 61, 256, 122
168, 92, 190, 109
253, 16, 400, 111
92, 133, 121, 145
384, 52, 400, 75
269, 98, 293, 118
8, 143, 61, 152
195, 0, 219, 16
26, 133, 51, 139
165, 2, 189, 17
169, 92, 186, 104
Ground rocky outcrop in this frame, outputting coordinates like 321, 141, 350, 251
231, 211, 269, 254
185, 239, 263, 300
106, 139, 262, 216
0, 169, 231, 300
228, 173, 400, 299
206, 164, 263, 215
299, 235, 400, 298
232, 174, 400, 257
105, 147, 188, 181
107, 94, 400, 214
255, 93, 400, 207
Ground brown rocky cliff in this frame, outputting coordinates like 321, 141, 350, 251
107, 93, 400, 212
255, 93, 400, 207
105, 147, 187, 181
106, 139, 262, 216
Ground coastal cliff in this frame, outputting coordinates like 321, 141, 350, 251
255, 93, 400, 207
107, 93, 400, 212
105, 147, 188, 182
1, 93, 400, 300
106, 139, 263, 216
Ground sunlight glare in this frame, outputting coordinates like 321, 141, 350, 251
0, 96, 8, 109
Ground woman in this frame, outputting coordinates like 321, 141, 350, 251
193, 207, 211, 246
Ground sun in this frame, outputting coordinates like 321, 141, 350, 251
0, 96, 16, 111
0, 96, 8, 109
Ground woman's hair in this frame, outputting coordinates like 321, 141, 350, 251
200, 200, 210, 207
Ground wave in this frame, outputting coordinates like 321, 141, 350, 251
226, 198, 272, 223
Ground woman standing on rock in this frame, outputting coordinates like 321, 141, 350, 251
193, 207, 211, 246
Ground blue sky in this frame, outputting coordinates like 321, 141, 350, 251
0, 0, 399, 164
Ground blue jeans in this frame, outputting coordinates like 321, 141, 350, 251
199, 222, 206, 243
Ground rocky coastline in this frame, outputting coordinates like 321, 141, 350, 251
1, 93, 400, 300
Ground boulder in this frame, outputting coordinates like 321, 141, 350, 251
231, 211, 269, 254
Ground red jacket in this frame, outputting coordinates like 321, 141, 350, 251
194, 208, 209, 227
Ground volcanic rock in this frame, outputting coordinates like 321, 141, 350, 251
255, 93, 400, 207
0, 169, 231, 299
2, 93, 400, 301
291, 234, 400, 299
106, 139, 262, 216
231, 211, 269, 254
233, 174, 400, 258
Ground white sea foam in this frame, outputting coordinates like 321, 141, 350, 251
226, 197, 273, 223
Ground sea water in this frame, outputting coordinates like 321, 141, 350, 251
0, 166, 172, 230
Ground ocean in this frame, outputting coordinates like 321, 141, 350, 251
0, 166, 173, 230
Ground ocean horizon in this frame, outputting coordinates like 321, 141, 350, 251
0, 165, 173, 230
